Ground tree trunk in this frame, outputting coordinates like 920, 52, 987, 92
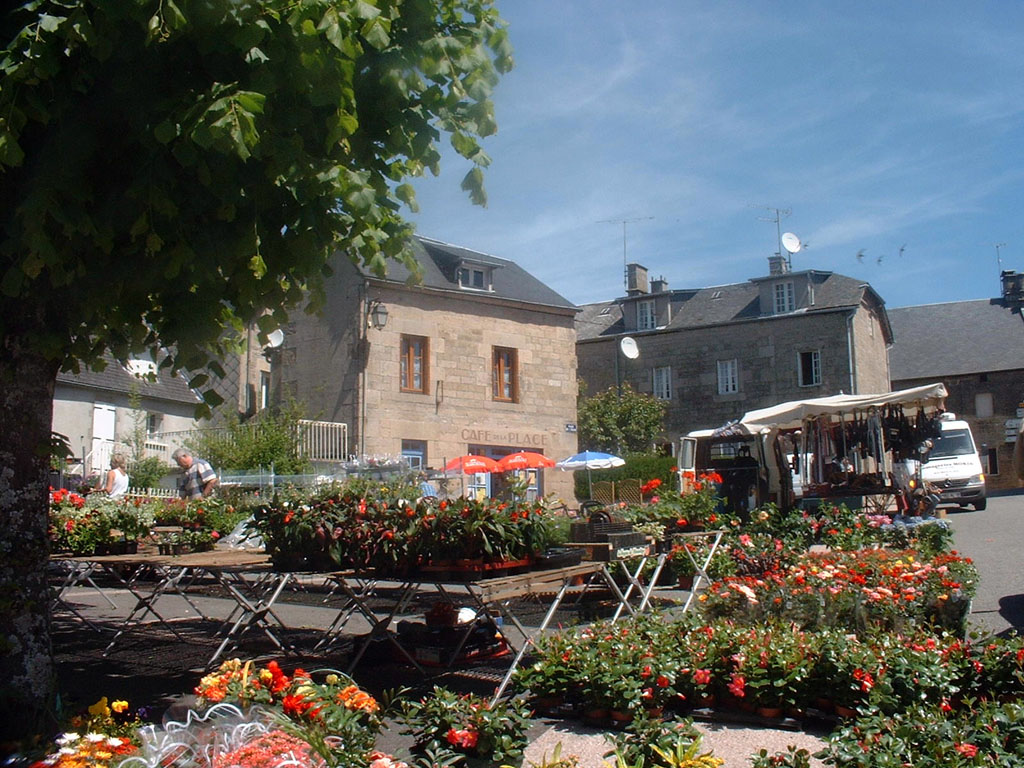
0, 341, 60, 744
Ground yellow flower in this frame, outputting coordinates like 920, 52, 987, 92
88, 697, 110, 717
111, 700, 129, 714
325, 674, 340, 685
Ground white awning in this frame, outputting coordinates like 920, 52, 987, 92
738, 382, 948, 433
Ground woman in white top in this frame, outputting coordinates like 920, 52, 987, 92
103, 453, 130, 497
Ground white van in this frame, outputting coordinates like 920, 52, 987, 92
902, 414, 987, 511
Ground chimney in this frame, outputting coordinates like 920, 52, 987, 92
650, 276, 669, 293
768, 254, 790, 276
1001, 270, 1024, 303
626, 263, 649, 295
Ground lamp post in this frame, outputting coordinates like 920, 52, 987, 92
367, 299, 389, 330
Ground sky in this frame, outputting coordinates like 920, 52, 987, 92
408, 1, 1024, 310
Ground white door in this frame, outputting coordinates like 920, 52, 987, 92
91, 403, 116, 474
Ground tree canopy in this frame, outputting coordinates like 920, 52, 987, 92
577, 382, 667, 455
0, 0, 510, 739
0, 0, 511, 396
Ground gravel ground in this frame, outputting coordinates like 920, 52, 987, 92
523, 719, 831, 768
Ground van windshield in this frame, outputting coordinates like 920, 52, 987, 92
926, 429, 976, 460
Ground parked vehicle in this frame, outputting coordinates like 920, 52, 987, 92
894, 413, 986, 511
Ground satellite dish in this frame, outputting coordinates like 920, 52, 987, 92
266, 329, 285, 348
781, 232, 802, 254
619, 336, 639, 359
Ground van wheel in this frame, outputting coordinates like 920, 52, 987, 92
973, 499, 987, 511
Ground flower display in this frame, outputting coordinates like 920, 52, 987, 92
399, 686, 530, 765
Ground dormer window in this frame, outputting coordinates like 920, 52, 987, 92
637, 299, 656, 330
773, 281, 795, 314
457, 264, 492, 291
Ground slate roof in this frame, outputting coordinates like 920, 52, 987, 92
56, 354, 200, 405
889, 299, 1024, 379
362, 235, 577, 311
577, 270, 882, 340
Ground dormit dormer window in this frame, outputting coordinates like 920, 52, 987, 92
637, 299, 656, 330
773, 281, 795, 314
457, 263, 493, 291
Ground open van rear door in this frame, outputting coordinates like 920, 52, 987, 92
678, 436, 697, 493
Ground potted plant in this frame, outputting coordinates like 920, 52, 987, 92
399, 686, 530, 768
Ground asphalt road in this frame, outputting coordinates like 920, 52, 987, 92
944, 488, 1024, 637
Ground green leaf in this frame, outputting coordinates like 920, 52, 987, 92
249, 254, 267, 278
154, 120, 177, 144
395, 183, 418, 212
38, 14, 62, 33
361, 17, 390, 50
460, 167, 487, 207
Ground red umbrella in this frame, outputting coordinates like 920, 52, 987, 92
496, 451, 556, 472
443, 455, 499, 474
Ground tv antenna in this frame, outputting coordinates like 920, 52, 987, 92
598, 216, 654, 291
994, 242, 1007, 270
755, 205, 792, 263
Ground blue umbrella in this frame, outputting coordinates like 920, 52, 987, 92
556, 451, 626, 470
556, 451, 625, 497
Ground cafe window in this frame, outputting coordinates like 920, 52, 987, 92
401, 439, 427, 469
492, 346, 518, 402
400, 335, 429, 393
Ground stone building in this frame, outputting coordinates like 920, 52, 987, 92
274, 236, 580, 501
576, 258, 893, 449
888, 271, 1024, 492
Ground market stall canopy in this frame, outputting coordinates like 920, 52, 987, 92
739, 382, 948, 434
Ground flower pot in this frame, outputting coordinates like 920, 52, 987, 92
582, 708, 610, 727
696, 693, 716, 710
757, 706, 783, 720
532, 695, 565, 717
677, 574, 695, 590
643, 706, 664, 719
834, 704, 858, 719
813, 696, 835, 713
610, 710, 633, 727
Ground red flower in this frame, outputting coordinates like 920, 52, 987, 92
656, 675, 671, 688
954, 743, 978, 757
641, 665, 652, 678
283, 510, 294, 524
446, 727, 479, 749
693, 668, 712, 686
727, 673, 746, 698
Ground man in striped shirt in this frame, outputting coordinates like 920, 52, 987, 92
172, 448, 219, 500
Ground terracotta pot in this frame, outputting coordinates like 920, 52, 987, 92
610, 710, 633, 727
757, 706, 783, 719
697, 693, 716, 709
643, 706, 664, 719
582, 708, 610, 727
834, 704, 858, 719
677, 574, 695, 590
813, 696, 835, 713
533, 695, 564, 717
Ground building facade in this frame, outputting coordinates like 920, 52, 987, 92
888, 273, 1024, 492
577, 259, 893, 449
52, 356, 202, 476
275, 236, 580, 501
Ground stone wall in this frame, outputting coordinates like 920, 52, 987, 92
578, 306, 892, 446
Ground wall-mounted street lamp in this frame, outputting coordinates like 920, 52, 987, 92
367, 300, 389, 330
